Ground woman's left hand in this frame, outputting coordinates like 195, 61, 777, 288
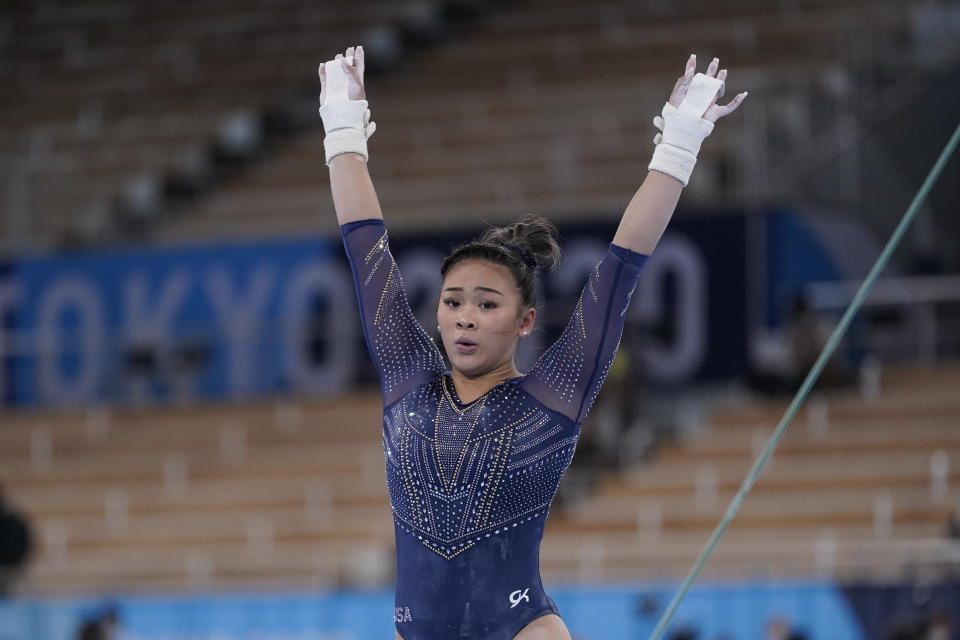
667, 54, 747, 123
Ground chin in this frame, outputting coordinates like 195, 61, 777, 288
450, 357, 485, 377
451, 350, 501, 376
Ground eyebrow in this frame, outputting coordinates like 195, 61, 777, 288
443, 286, 504, 296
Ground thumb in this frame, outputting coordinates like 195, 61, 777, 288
318, 63, 327, 105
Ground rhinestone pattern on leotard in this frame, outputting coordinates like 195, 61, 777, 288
355, 227, 446, 405
384, 375, 578, 557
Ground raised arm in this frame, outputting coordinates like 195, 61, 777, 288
612, 54, 747, 254
523, 56, 747, 424
319, 46, 383, 225
321, 46, 445, 406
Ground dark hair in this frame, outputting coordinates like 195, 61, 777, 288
440, 214, 562, 308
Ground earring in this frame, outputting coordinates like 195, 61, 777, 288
437, 325, 441, 332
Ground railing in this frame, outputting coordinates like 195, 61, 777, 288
805, 274, 960, 362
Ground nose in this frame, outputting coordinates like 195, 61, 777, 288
456, 313, 475, 329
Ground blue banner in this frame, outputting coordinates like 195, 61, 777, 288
1, 236, 355, 406
0, 213, 750, 407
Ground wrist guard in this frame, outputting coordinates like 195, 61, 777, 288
319, 99, 376, 164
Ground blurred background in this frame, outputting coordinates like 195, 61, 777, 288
1, 0, 960, 638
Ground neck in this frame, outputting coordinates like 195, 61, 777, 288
450, 361, 520, 403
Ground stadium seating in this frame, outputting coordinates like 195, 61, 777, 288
2, 365, 958, 593
0, 0, 414, 248
1, 0, 928, 249
160, 0, 917, 239
541, 365, 960, 581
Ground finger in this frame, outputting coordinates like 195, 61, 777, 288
318, 63, 326, 103
716, 69, 727, 98
356, 45, 365, 75
667, 76, 685, 106
706, 57, 719, 77
705, 91, 748, 122
346, 46, 355, 63
670, 54, 697, 106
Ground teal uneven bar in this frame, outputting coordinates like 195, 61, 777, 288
648, 119, 960, 640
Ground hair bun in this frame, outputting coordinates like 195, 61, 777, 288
480, 214, 562, 271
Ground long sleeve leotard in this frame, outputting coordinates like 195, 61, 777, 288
341, 218, 648, 639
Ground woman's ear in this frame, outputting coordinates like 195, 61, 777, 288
518, 307, 536, 337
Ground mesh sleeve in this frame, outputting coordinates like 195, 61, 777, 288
521, 243, 648, 424
341, 219, 446, 405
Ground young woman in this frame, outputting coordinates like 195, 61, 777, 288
319, 46, 745, 640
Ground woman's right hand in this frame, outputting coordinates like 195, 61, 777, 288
319, 45, 367, 105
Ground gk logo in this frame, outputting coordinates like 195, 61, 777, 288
509, 588, 530, 608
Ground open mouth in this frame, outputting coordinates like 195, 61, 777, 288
454, 337, 477, 354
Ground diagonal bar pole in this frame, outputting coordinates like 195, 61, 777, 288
648, 120, 960, 640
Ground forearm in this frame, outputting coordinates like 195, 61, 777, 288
329, 152, 383, 225
612, 55, 745, 255
612, 170, 683, 255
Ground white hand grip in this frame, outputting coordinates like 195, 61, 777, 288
323, 56, 355, 104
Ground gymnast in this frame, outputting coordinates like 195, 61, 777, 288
319, 45, 745, 640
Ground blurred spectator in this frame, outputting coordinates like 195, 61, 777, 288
885, 612, 927, 640
927, 610, 953, 640
75, 604, 120, 640
945, 501, 960, 540
881, 609, 956, 640
582, 344, 649, 467
668, 627, 698, 640
749, 294, 853, 396
171, 336, 211, 402
765, 615, 808, 640
0, 484, 33, 596
883, 609, 955, 640
121, 339, 160, 404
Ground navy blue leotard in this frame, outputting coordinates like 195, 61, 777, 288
341, 219, 648, 639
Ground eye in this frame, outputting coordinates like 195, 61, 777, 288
443, 297, 460, 308
479, 301, 498, 310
